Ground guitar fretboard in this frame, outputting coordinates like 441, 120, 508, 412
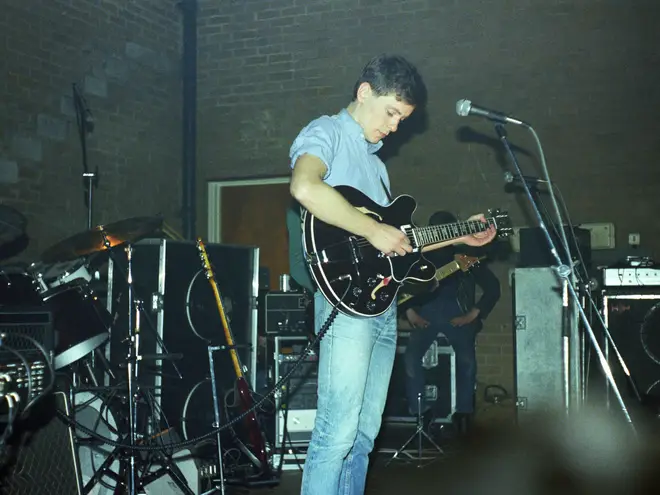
412, 219, 495, 247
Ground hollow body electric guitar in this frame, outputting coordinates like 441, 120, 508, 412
302, 185, 512, 318
196, 238, 270, 474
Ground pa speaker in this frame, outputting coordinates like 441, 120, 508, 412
0, 391, 82, 494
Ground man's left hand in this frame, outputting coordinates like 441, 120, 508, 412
451, 307, 480, 327
460, 213, 497, 247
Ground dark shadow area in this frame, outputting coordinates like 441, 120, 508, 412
379, 105, 430, 162
0, 204, 29, 262
454, 125, 543, 230
455, 125, 534, 174
0, 233, 30, 262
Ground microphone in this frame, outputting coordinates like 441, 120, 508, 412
503, 171, 548, 185
456, 99, 528, 126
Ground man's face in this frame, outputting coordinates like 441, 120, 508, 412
355, 82, 416, 144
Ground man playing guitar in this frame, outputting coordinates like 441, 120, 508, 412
288, 54, 497, 495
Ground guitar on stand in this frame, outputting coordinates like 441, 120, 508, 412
196, 239, 272, 482
302, 185, 512, 317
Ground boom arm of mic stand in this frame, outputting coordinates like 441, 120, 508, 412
495, 123, 636, 434
496, 125, 565, 270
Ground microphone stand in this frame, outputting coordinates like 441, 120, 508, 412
73, 83, 98, 230
495, 123, 635, 433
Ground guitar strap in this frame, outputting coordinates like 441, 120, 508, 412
380, 177, 393, 202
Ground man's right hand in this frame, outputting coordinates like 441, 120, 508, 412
365, 222, 412, 257
406, 308, 430, 329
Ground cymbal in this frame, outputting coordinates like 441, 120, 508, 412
41, 216, 163, 263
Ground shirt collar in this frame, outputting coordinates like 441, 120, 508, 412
337, 109, 383, 154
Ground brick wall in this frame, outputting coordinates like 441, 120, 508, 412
0, 0, 182, 260
197, 0, 660, 397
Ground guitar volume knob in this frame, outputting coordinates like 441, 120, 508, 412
378, 293, 390, 301
366, 301, 376, 311
352, 287, 363, 296
367, 278, 377, 286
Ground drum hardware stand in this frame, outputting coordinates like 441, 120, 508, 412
495, 123, 636, 432
386, 393, 444, 468
125, 243, 139, 495
103, 237, 191, 494
105, 244, 183, 382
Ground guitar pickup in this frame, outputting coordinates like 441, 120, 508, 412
348, 237, 362, 264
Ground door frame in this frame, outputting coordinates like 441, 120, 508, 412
207, 176, 290, 243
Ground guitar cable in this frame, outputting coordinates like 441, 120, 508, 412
56, 282, 351, 454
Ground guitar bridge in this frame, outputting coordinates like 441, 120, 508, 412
306, 251, 327, 266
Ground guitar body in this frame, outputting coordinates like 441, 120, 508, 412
235, 376, 269, 471
303, 185, 436, 317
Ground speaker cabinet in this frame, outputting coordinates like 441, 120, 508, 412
512, 267, 582, 420
602, 292, 660, 400
0, 392, 82, 494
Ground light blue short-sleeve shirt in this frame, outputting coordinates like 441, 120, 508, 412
289, 109, 391, 206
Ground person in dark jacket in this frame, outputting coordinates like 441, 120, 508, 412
402, 210, 501, 432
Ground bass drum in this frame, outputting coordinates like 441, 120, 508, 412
74, 391, 120, 494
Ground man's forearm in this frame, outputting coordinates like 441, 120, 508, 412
292, 180, 379, 238
422, 240, 458, 252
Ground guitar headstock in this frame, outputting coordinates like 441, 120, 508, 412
487, 209, 513, 238
455, 254, 485, 272
196, 237, 214, 279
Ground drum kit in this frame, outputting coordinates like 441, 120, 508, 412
0, 215, 196, 494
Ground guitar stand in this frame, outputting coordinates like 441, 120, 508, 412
203, 345, 228, 495
385, 393, 444, 468
137, 448, 196, 495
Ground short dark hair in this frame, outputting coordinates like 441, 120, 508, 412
352, 54, 426, 107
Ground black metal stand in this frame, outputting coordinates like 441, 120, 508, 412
83, 171, 97, 230
495, 123, 635, 431
72, 83, 97, 231
201, 345, 227, 495
386, 393, 443, 468
76, 238, 190, 494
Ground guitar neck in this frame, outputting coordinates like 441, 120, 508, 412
412, 218, 495, 248
203, 267, 244, 380
398, 259, 460, 306
435, 260, 461, 280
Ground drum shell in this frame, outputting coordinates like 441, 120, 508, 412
42, 280, 111, 370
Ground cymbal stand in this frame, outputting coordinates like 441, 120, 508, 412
126, 242, 139, 495
106, 245, 183, 382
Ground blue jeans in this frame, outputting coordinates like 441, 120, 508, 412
301, 292, 397, 495
404, 298, 478, 415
